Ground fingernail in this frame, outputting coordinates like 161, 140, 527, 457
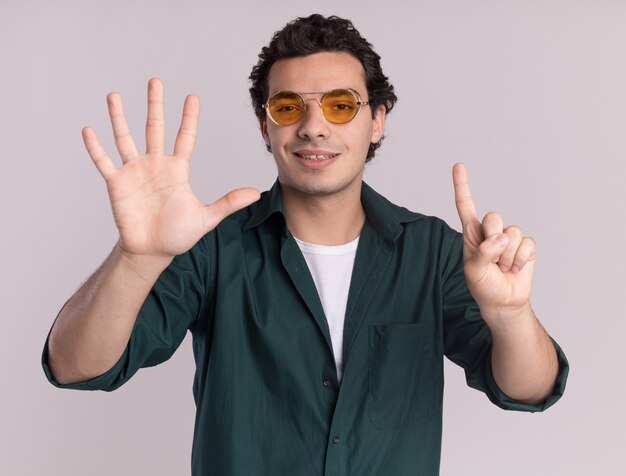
511, 265, 521, 273
499, 264, 509, 272
496, 234, 508, 247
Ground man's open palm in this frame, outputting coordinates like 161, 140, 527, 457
82, 78, 260, 259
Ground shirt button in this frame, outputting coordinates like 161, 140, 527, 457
332, 436, 340, 444
323, 379, 332, 387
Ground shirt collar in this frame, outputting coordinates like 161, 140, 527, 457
243, 179, 421, 241
243, 179, 285, 231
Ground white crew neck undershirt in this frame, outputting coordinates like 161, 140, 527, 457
294, 235, 360, 382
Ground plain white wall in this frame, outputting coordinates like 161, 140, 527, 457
2, 0, 624, 474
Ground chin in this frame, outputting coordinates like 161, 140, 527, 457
282, 176, 361, 198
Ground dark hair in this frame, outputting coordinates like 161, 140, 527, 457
249, 14, 397, 162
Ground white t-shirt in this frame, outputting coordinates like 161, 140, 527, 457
295, 236, 359, 382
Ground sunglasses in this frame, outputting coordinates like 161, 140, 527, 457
262, 88, 370, 126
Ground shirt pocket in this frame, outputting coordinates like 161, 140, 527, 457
369, 322, 439, 430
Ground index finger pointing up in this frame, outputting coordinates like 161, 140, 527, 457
452, 162, 479, 227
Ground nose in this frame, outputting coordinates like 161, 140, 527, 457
297, 98, 331, 141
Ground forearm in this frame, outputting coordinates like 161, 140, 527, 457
47, 242, 172, 384
484, 303, 559, 405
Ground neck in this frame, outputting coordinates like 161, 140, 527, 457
280, 181, 366, 246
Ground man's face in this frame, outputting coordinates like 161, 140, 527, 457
259, 52, 386, 198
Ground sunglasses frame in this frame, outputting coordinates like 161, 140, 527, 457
262, 88, 370, 126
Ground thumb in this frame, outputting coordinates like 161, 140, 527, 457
203, 187, 261, 230
470, 233, 509, 269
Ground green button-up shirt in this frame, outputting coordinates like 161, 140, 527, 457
43, 180, 568, 475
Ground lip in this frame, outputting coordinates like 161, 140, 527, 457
294, 148, 340, 156
292, 149, 340, 169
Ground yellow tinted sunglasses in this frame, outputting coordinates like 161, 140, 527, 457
263, 88, 370, 126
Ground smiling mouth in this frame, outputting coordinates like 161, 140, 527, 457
295, 153, 338, 160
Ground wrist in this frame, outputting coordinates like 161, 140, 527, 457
480, 302, 535, 332
114, 242, 174, 282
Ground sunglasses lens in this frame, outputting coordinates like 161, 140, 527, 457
265, 89, 363, 126
267, 92, 305, 126
321, 89, 360, 124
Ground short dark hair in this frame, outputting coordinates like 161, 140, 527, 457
249, 14, 397, 162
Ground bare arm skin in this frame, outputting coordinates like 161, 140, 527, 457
452, 163, 558, 404
48, 244, 173, 384
47, 79, 260, 384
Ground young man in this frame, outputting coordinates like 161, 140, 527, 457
43, 14, 568, 475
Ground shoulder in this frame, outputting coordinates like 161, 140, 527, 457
362, 182, 459, 240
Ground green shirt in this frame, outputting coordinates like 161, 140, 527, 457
42, 180, 568, 475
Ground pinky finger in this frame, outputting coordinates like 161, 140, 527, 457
82, 126, 117, 180
511, 236, 537, 272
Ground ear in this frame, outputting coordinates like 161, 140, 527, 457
258, 117, 271, 148
370, 105, 386, 143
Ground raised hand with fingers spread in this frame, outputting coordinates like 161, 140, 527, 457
46, 79, 261, 384
83, 78, 260, 260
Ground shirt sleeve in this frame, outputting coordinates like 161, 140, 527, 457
41, 234, 215, 392
440, 225, 569, 412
